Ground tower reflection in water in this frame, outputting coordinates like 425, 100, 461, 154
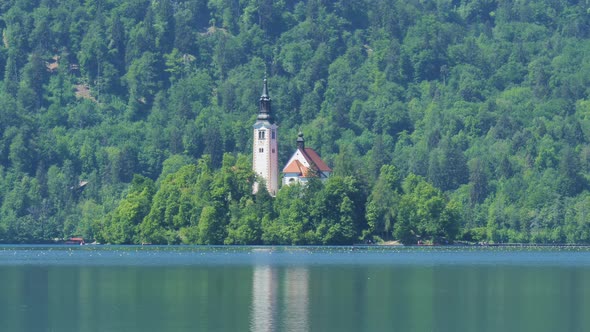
250, 263, 309, 332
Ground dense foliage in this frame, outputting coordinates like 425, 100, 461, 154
1, 0, 590, 244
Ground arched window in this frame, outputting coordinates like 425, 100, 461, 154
258, 131, 266, 140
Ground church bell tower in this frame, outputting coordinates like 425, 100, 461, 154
253, 78, 279, 196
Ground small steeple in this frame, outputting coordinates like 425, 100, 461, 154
297, 131, 305, 150
258, 78, 272, 122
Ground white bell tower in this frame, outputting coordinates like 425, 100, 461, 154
253, 78, 279, 196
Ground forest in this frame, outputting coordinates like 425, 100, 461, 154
1, 0, 590, 244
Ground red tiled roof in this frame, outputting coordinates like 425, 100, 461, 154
283, 159, 305, 174
283, 147, 331, 179
303, 148, 332, 172
284, 159, 318, 177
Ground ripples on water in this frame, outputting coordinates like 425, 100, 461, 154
1, 245, 590, 332
2, 244, 590, 267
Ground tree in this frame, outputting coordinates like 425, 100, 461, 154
469, 158, 489, 205
79, 19, 107, 86
197, 205, 225, 244
365, 165, 401, 240
9, 132, 34, 175
99, 175, 154, 244
18, 53, 47, 112
312, 176, 366, 245
124, 51, 161, 116
401, 15, 452, 81
225, 198, 262, 245
558, 147, 586, 196
427, 136, 468, 191
139, 165, 202, 244
3, 51, 20, 97
393, 174, 460, 244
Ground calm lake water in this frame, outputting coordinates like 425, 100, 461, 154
1, 245, 589, 332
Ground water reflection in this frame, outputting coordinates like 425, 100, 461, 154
283, 267, 309, 332
2, 246, 590, 332
250, 265, 278, 332
250, 264, 309, 332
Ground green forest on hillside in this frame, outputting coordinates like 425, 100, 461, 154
1, 0, 590, 244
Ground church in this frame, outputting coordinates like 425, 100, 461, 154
252, 79, 331, 196
282, 131, 332, 185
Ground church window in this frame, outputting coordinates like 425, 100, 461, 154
258, 131, 266, 140
259, 148, 264, 153
271, 131, 276, 139
272, 149, 275, 153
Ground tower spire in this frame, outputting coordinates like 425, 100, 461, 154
258, 78, 272, 121
297, 131, 305, 150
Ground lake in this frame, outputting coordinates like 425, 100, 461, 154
1, 245, 589, 332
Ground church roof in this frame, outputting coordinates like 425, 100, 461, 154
302, 148, 332, 172
283, 159, 306, 174
282, 147, 332, 178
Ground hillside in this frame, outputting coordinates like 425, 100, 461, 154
1, 0, 590, 244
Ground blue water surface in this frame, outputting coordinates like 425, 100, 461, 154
2, 244, 590, 267
1, 245, 589, 332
